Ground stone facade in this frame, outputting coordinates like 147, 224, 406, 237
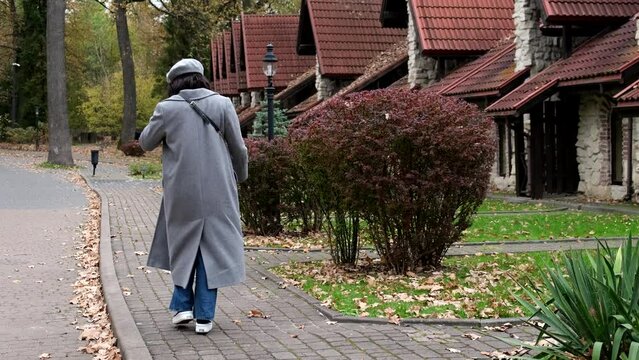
576, 94, 624, 199
513, 0, 562, 75
406, 2, 438, 88
240, 92, 251, 107
250, 91, 262, 107
315, 58, 337, 100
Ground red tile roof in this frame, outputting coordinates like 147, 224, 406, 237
438, 38, 530, 99
242, 14, 315, 91
298, 0, 406, 77
274, 67, 316, 101
486, 18, 639, 116
215, 34, 230, 95
232, 21, 248, 92
541, 0, 639, 24
411, 0, 514, 55
335, 41, 408, 96
239, 106, 261, 127
287, 95, 323, 117
210, 38, 219, 90
614, 78, 639, 108
224, 31, 240, 96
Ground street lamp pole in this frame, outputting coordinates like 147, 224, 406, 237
11, 62, 20, 125
262, 44, 278, 141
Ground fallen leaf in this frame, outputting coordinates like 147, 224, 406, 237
247, 309, 270, 319
447, 348, 461, 353
462, 333, 481, 340
38, 353, 51, 359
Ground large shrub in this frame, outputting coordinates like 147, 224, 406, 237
290, 88, 496, 271
517, 237, 639, 359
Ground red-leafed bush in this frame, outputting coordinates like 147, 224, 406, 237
239, 137, 322, 236
239, 138, 285, 236
120, 140, 145, 157
290, 88, 496, 272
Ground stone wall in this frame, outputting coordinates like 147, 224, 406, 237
315, 58, 337, 100
407, 2, 438, 88
250, 91, 262, 107
240, 92, 251, 107
576, 94, 624, 199
513, 0, 562, 75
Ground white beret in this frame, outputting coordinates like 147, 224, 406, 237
166, 58, 204, 83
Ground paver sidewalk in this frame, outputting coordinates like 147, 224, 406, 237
0, 155, 91, 359
84, 164, 537, 360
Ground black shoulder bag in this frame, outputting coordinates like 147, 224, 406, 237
180, 95, 222, 134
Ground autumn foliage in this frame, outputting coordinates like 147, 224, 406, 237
289, 88, 496, 272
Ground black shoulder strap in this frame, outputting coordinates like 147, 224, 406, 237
179, 95, 221, 133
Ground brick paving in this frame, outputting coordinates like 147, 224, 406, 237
0, 155, 91, 360
87, 173, 538, 360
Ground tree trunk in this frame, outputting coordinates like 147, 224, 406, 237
115, 1, 137, 147
46, 0, 74, 165
9, 0, 18, 125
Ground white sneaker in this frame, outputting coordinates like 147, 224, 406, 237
195, 320, 213, 334
172, 311, 193, 326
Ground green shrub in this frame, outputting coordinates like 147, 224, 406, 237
517, 237, 639, 359
0, 114, 10, 141
252, 101, 290, 138
6, 126, 37, 144
128, 161, 162, 179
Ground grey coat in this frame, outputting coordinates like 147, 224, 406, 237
139, 88, 248, 289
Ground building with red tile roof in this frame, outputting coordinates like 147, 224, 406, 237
425, 37, 529, 102
297, 0, 406, 77
486, 19, 639, 117
541, 0, 639, 24
224, 31, 240, 96
231, 21, 248, 93
241, 14, 315, 91
335, 41, 408, 97
411, 0, 514, 55
615, 78, 639, 109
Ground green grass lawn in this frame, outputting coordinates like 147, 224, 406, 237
478, 199, 553, 213
464, 211, 639, 242
272, 252, 558, 320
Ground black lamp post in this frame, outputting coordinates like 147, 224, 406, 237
91, 150, 99, 176
262, 43, 278, 141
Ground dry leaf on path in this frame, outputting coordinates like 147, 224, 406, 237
38, 353, 51, 359
462, 333, 481, 340
247, 309, 270, 319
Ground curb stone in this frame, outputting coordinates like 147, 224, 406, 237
251, 261, 529, 327
88, 177, 153, 360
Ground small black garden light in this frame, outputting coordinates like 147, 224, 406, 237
91, 149, 99, 176
262, 43, 278, 141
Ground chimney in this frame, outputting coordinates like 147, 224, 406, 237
513, 0, 562, 75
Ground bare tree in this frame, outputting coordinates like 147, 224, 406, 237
46, 0, 74, 165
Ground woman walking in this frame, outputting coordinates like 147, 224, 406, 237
139, 58, 248, 334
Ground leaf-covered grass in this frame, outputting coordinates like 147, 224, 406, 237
477, 199, 553, 213
272, 252, 559, 320
464, 211, 639, 242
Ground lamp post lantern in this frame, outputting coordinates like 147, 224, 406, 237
262, 43, 278, 141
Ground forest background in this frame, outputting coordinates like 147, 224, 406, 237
0, 0, 299, 139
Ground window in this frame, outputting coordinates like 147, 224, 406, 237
611, 116, 624, 185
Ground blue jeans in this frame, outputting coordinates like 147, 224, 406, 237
169, 249, 218, 321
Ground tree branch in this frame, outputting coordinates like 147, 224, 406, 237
146, 0, 173, 16
91, 0, 113, 13
0, 44, 16, 51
